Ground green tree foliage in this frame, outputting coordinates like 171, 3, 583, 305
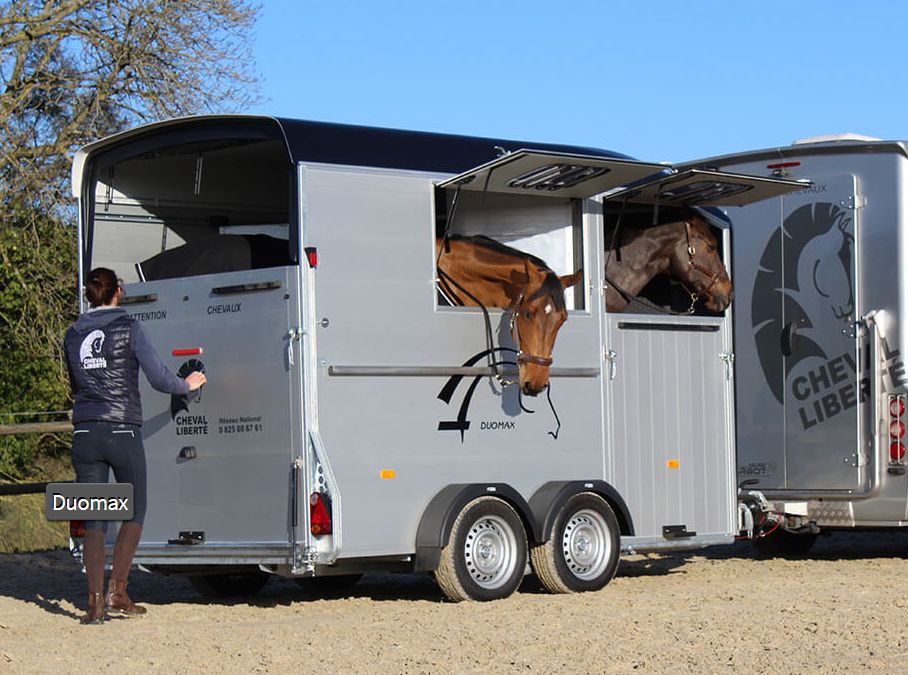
0, 209, 76, 476
0, 0, 261, 477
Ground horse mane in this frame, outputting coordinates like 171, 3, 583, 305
528, 273, 568, 312
445, 234, 553, 271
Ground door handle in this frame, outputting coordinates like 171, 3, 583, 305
781, 321, 798, 357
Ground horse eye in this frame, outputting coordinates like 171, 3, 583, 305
523, 309, 533, 320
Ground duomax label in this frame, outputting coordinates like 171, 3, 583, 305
44, 483, 134, 521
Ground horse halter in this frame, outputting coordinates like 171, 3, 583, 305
681, 220, 725, 308
508, 288, 555, 368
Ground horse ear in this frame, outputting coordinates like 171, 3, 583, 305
560, 270, 583, 289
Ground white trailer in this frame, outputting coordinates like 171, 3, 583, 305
683, 135, 908, 552
71, 116, 800, 599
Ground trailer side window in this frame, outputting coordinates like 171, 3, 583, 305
434, 188, 586, 311
88, 138, 294, 282
603, 203, 730, 316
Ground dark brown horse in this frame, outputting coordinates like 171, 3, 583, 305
604, 212, 733, 313
436, 235, 582, 396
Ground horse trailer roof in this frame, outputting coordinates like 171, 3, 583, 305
72, 115, 631, 196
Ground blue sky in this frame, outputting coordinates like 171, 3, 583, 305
250, 1, 907, 163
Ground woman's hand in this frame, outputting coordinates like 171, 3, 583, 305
184, 371, 207, 391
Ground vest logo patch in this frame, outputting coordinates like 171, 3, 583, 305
79, 330, 108, 370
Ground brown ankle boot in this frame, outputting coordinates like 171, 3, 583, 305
80, 591, 106, 624
105, 580, 147, 616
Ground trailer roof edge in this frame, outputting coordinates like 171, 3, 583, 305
678, 139, 908, 171
72, 115, 631, 197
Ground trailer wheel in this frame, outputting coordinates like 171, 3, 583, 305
530, 492, 620, 593
189, 569, 270, 598
434, 496, 527, 602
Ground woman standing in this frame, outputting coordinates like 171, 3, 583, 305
64, 268, 206, 624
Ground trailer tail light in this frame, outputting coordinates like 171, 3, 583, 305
309, 491, 332, 535
305, 247, 319, 269
888, 394, 907, 466
70, 520, 86, 538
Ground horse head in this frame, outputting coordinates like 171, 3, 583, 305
435, 235, 581, 397
508, 264, 583, 396
667, 216, 733, 312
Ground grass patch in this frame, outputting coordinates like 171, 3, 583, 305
0, 454, 73, 553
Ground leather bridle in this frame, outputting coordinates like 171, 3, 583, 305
508, 288, 556, 368
683, 220, 725, 297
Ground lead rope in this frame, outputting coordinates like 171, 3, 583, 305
436, 266, 519, 388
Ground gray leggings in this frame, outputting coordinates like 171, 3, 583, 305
71, 421, 147, 531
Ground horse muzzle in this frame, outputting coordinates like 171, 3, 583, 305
517, 353, 553, 396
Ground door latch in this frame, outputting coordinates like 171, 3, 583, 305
286, 327, 303, 366
605, 348, 618, 380
720, 351, 735, 380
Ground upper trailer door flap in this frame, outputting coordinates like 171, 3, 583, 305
437, 150, 668, 199
605, 169, 810, 207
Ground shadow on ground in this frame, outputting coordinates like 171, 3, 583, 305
1, 530, 905, 617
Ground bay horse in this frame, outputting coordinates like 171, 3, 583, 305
436, 235, 582, 397
604, 212, 733, 313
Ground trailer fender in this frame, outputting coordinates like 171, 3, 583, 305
413, 483, 539, 572
529, 480, 635, 541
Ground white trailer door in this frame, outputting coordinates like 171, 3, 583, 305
605, 315, 736, 543
777, 174, 862, 489
131, 266, 301, 551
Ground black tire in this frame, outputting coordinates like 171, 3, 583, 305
294, 574, 362, 598
752, 529, 818, 556
530, 492, 621, 593
434, 496, 528, 602
189, 569, 271, 598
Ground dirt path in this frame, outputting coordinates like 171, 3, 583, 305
2, 532, 907, 673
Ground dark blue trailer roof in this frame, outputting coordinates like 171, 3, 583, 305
273, 117, 631, 172
74, 115, 631, 191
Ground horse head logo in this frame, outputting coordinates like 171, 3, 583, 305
751, 202, 854, 403
78, 330, 106, 368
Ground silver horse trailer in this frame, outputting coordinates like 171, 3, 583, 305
684, 135, 908, 553
71, 116, 800, 599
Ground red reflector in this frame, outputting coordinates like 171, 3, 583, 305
890, 420, 905, 439
891, 442, 906, 462
305, 247, 318, 268
890, 399, 905, 417
309, 492, 332, 535
766, 161, 801, 169
172, 348, 203, 357
70, 520, 86, 538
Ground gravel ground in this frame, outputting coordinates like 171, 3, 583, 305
2, 531, 908, 674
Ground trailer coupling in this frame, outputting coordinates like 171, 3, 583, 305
737, 480, 783, 540
737, 481, 820, 541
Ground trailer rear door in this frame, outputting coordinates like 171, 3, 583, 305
779, 174, 862, 489
128, 267, 300, 552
